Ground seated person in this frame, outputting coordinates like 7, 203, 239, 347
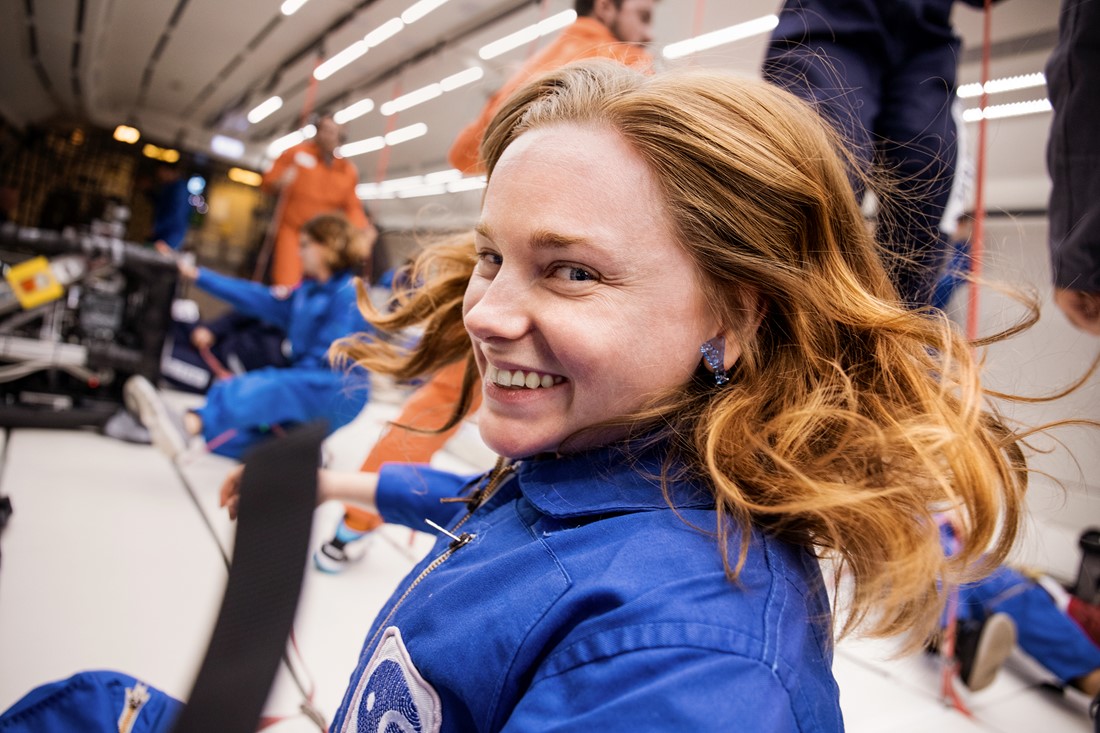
161, 310, 289, 394
126, 213, 373, 460
938, 518, 1100, 699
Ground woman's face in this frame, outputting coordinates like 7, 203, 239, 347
463, 123, 719, 458
299, 234, 331, 280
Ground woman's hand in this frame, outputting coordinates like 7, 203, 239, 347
219, 464, 244, 519
190, 325, 216, 351
218, 465, 380, 520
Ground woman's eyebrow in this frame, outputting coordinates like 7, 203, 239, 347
475, 222, 597, 252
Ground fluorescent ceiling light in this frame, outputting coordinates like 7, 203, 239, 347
384, 122, 428, 145
357, 172, 486, 199
402, 0, 450, 24
247, 95, 283, 124
381, 84, 442, 116
440, 67, 483, 91
423, 168, 463, 185
113, 124, 140, 144
365, 18, 404, 47
662, 14, 778, 60
479, 10, 577, 60
211, 135, 245, 159
957, 72, 1046, 99
314, 40, 369, 80
447, 176, 487, 193
228, 168, 263, 186
334, 98, 375, 124
962, 98, 1052, 122
280, 0, 309, 16
267, 124, 316, 157
339, 136, 386, 157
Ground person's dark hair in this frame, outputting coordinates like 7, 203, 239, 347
574, 0, 622, 17
301, 213, 369, 272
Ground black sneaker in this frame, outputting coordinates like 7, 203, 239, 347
956, 612, 1017, 692
313, 533, 374, 574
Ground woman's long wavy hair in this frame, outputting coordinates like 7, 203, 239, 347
336, 61, 1049, 646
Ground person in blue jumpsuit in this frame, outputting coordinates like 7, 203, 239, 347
219, 62, 1039, 731
762, 0, 992, 308
169, 213, 371, 459
939, 519, 1100, 698
150, 164, 192, 251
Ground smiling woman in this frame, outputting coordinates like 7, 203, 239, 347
262, 60, 1046, 731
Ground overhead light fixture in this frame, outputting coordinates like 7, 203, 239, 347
228, 168, 263, 186
479, 10, 577, 60
314, 40, 369, 81
334, 98, 375, 124
143, 144, 180, 163
340, 123, 427, 157
384, 122, 428, 146
402, 0, 451, 24
962, 98, 1052, 122
365, 17, 404, 47
280, 0, 309, 16
247, 95, 283, 124
440, 67, 483, 91
357, 170, 485, 199
957, 72, 1046, 99
211, 134, 245, 159
113, 124, 140, 144
381, 84, 442, 116
662, 14, 779, 60
339, 136, 386, 158
267, 124, 316, 157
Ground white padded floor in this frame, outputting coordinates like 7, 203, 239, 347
1, 217, 1098, 731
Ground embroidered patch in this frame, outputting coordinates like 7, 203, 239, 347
342, 626, 442, 733
294, 150, 318, 168
268, 284, 292, 300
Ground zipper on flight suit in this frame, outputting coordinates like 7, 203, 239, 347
363, 458, 516, 652
117, 681, 150, 733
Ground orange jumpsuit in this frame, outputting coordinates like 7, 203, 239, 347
343, 360, 483, 532
262, 141, 368, 286
447, 17, 652, 174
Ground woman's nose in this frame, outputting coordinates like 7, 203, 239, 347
463, 274, 532, 343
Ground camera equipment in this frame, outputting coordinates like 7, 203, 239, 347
0, 222, 177, 429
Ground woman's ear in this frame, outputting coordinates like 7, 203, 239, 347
717, 290, 766, 371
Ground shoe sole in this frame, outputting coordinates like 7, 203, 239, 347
965, 612, 1017, 692
124, 375, 187, 460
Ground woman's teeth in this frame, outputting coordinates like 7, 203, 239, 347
486, 365, 564, 390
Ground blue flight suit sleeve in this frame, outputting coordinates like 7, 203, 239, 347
374, 463, 477, 530
502, 645, 803, 732
194, 268, 294, 331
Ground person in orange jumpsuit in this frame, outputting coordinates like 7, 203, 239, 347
262, 114, 373, 286
448, 0, 655, 174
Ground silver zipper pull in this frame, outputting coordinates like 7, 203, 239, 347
425, 518, 475, 549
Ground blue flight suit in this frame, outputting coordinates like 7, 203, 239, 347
941, 521, 1100, 685
152, 177, 192, 250
191, 267, 370, 459
332, 444, 842, 732
763, 0, 987, 307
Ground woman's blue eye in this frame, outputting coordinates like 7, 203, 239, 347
553, 265, 596, 282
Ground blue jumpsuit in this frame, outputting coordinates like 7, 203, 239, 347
941, 521, 1100, 685
332, 444, 843, 732
763, 0, 986, 307
191, 268, 370, 459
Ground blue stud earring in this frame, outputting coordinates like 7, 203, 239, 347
700, 336, 729, 386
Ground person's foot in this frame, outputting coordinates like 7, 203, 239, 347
101, 409, 151, 444
955, 612, 1017, 692
123, 375, 190, 459
313, 521, 374, 574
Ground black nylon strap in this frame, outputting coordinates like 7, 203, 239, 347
172, 421, 326, 733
